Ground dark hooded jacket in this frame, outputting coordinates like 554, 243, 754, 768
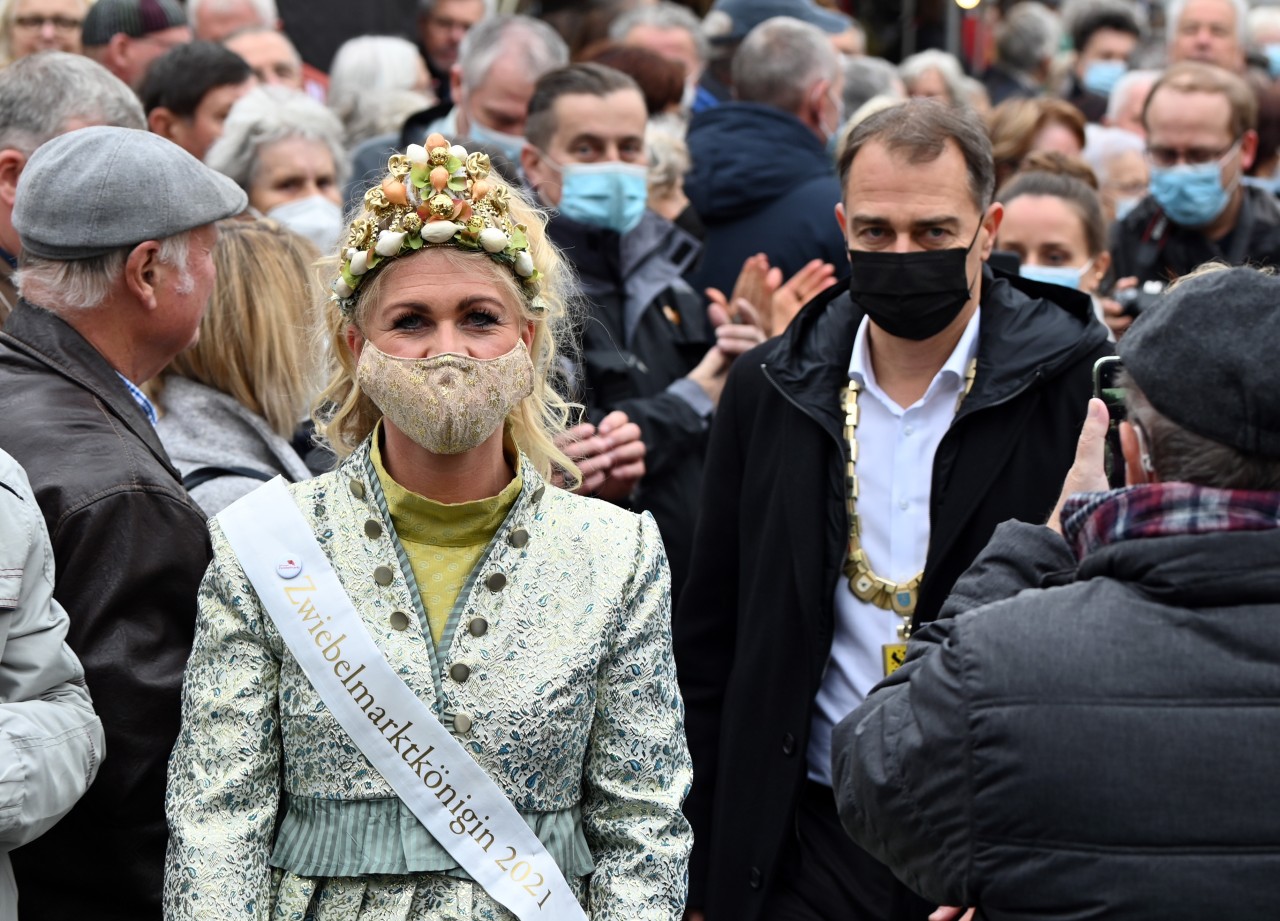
673, 266, 1111, 921
835, 515, 1280, 921
684, 102, 848, 298
549, 208, 710, 600
1110, 185, 1280, 286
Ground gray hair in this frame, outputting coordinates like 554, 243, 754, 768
1105, 68, 1158, 123
1082, 123, 1145, 183
0, 52, 144, 155
898, 49, 966, 104
843, 56, 903, 116
419, 0, 496, 14
645, 114, 690, 195
1127, 377, 1280, 489
16, 231, 192, 313
205, 85, 349, 191
458, 15, 568, 94
996, 1, 1061, 74
609, 1, 709, 68
1166, 0, 1247, 46
188, 0, 277, 27
731, 17, 839, 113
328, 36, 431, 145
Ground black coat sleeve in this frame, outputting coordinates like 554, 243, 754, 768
18, 488, 210, 918
671, 356, 754, 909
936, 520, 1077, 620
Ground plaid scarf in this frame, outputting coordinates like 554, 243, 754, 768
1060, 483, 1280, 561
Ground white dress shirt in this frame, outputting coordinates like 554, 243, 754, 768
807, 309, 981, 786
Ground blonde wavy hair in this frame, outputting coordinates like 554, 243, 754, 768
159, 218, 321, 438
314, 175, 581, 487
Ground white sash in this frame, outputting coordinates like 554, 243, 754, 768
218, 477, 588, 921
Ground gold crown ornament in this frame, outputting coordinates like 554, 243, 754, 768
332, 133, 544, 316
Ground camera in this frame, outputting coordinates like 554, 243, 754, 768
1113, 280, 1166, 318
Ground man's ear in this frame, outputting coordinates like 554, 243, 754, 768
979, 202, 1004, 260
834, 200, 849, 245
106, 32, 132, 73
0, 149, 26, 210
123, 240, 163, 309
147, 107, 182, 145
1240, 128, 1260, 173
1119, 420, 1155, 485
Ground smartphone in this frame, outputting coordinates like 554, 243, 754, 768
1092, 356, 1126, 488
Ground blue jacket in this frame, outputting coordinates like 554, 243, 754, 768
685, 102, 848, 298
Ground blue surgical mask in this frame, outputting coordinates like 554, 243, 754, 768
1149, 145, 1238, 227
1266, 44, 1280, 79
1114, 195, 1141, 221
1082, 59, 1127, 97
548, 157, 649, 235
467, 118, 526, 165
1019, 258, 1094, 290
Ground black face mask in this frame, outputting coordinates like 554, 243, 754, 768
847, 225, 982, 341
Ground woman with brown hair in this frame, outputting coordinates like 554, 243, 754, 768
988, 96, 1088, 189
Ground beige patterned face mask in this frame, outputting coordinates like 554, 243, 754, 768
356, 338, 534, 455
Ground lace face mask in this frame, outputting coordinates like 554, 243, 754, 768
356, 338, 534, 455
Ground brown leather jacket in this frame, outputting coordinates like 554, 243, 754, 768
0, 300, 211, 921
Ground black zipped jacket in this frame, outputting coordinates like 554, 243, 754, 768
673, 266, 1111, 921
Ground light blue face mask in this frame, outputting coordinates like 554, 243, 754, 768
1149, 145, 1238, 227
1114, 195, 1141, 221
1019, 258, 1094, 290
552, 159, 649, 235
1082, 59, 1127, 97
1266, 44, 1280, 79
467, 118, 526, 166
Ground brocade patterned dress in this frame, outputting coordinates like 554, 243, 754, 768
163, 438, 692, 920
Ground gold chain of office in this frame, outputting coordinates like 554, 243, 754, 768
840, 358, 978, 628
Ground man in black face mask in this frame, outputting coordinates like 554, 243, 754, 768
673, 98, 1111, 921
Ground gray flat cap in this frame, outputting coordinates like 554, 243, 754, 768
14, 126, 246, 261
1119, 266, 1280, 457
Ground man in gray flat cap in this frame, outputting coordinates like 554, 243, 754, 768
832, 263, 1280, 920
0, 126, 245, 921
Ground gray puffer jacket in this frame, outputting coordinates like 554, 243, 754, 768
834, 517, 1280, 921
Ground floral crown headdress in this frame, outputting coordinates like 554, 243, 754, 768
332, 132, 544, 317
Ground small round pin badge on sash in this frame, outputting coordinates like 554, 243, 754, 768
276, 558, 303, 579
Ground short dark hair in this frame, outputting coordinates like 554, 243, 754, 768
838, 99, 995, 212
525, 62, 642, 151
139, 41, 253, 117
1071, 4, 1141, 55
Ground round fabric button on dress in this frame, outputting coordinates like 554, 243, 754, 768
450, 663, 471, 683
364, 520, 383, 539
468, 617, 488, 637
508, 528, 529, 548
453, 713, 473, 734
349, 479, 366, 500
373, 566, 394, 586
389, 610, 410, 631
485, 572, 507, 592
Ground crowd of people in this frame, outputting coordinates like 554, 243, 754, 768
0, 0, 1278, 919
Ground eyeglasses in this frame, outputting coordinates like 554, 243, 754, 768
1146, 139, 1240, 169
12, 14, 82, 30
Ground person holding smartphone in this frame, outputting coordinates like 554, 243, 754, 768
833, 262, 1280, 921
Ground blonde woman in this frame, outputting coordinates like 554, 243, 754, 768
164, 135, 692, 920
154, 218, 319, 516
